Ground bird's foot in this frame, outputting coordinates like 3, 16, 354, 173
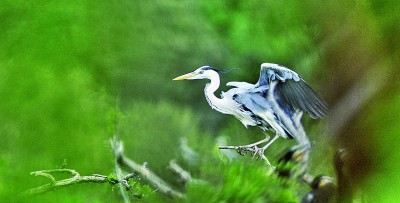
219, 145, 274, 170
236, 147, 246, 156
251, 146, 266, 160
235, 145, 265, 159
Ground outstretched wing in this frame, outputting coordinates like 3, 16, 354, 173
256, 63, 301, 86
256, 63, 328, 119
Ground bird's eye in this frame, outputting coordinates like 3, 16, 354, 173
199, 70, 204, 74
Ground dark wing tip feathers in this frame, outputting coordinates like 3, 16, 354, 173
278, 78, 328, 119
258, 63, 328, 118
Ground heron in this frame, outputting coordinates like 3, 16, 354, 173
173, 63, 327, 162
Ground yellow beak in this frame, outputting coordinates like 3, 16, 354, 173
172, 73, 196, 80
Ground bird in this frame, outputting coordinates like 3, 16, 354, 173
301, 175, 337, 203
173, 63, 327, 160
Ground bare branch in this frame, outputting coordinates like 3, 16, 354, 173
25, 136, 183, 200
118, 153, 184, 199
168, 160, 191, 185
30, 171, 56, 183
110, 136, 184, 199
23, 168, 137, 196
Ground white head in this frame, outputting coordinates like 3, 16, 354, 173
173, 66, 220, 81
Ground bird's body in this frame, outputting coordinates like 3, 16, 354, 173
202, 72, 264, 131
173, 63, 327, 161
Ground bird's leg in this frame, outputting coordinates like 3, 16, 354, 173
246, 135, 280, 159
239, 136, 270, 149
235, 135, 270, 156
219, 133, 270, 155
217, 134, 276, 170
261, 135, 279, 151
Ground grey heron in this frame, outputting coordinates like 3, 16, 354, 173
173, 63, 327, 161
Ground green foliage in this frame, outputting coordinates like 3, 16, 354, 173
107, 173, 119, 185
186, 160, 298, 203
106, 173, 153, 199
276, 159, 299, 178
128, 180, 153, 199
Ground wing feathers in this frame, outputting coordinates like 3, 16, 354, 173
278, 79, 328, 118
257, 63, 300, 87
257, 63, 328, 119
297, 80, 328, 116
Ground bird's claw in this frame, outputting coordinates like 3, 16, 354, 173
235, 145, 265, 160
236, 147, 247, 156
251, 146, 265, 160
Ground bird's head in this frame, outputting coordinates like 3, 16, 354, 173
311, 175, 335, 189
173, 66, 220, 81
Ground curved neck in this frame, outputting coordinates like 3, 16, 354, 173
204, 73, 224, 112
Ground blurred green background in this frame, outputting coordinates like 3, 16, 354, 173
1, 0, 399, 202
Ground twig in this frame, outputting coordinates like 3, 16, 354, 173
168, 160, 191, 185
119, 154, 184, 199
112, 139, 184, 199
23, 169, 137, 196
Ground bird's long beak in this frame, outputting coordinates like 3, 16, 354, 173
172, 72, 196, 80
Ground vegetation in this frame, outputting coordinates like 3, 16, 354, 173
1, 0, 399, 202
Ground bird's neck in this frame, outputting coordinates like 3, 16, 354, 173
204, 74, 225, 112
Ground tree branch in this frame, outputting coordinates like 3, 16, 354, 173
23, 169, 137, 196
168, 160, 191, 185
111, 137, 184, 199
24, 137, 184, 200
